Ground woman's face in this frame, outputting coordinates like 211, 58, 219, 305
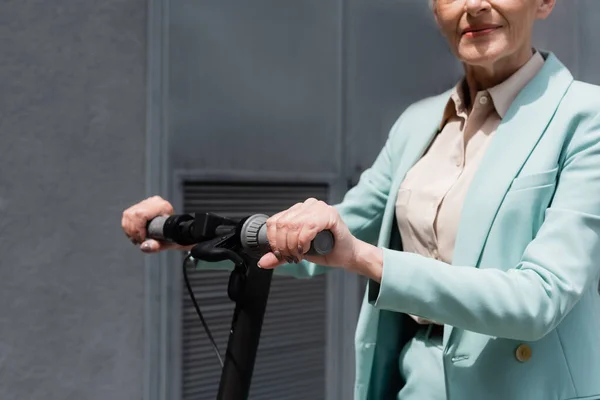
433, 0, 555, 67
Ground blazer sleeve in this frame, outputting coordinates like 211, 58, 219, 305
192, 114, 406, 278
370, 112, 600, 341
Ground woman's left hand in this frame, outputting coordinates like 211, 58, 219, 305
257, 198, 360, 270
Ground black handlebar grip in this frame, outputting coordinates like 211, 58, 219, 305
240, 214, 335, 259
258, 224, 334, 256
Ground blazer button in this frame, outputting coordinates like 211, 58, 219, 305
515, 344, 532, 362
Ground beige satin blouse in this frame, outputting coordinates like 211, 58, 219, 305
395, 51, 544, 324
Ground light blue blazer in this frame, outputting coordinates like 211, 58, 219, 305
200, 52, 600, 399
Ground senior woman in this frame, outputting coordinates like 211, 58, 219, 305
123, 0, 600, 399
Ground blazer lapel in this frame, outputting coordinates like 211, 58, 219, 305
452, 53, 574, 268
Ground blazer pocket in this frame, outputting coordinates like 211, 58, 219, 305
509, 167, 559, 192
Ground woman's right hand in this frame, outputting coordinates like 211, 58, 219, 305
121, 195, 193, 253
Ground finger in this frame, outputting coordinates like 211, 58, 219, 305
122, 212, 139, 242
140, 239, 161, 253
125, 220, 142, 245
275, 216, 292, 263
282, 201, 318, 261
297, 219, 319, 257
131, 208, 150, 243
275, 203, 306, 263
292, 198, 322, 258
257, 252, 285, 269
140, 239, 177, 253
266, 212, 285, 262
135, 197, 174, 243
266, 202, 305, 263
280, 206, 308, 262
122, 204, 148, 244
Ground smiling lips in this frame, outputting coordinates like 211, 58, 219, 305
462, 25, 502, 38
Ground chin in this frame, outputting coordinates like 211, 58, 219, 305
457, 43, 509, 67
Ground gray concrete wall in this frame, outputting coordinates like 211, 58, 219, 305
578, 0, 600, 85
0, 1, 147, 399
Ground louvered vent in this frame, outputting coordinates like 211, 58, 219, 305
181, 181, 329, 400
